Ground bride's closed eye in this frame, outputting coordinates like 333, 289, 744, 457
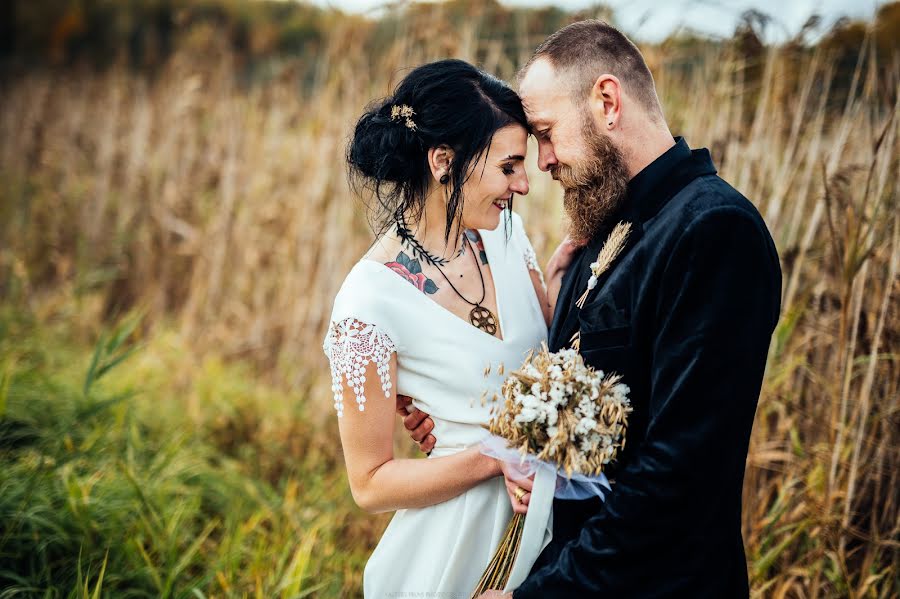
501, 163, 515, 176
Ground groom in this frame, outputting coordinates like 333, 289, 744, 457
402, 20, 782, 598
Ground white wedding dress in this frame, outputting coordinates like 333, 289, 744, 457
323, 211, 554, 598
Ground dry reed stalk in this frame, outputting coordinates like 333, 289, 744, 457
1, 14, 897, 595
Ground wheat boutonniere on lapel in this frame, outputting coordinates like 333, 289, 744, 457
571, 221, 632, 350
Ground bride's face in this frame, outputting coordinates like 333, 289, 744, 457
460, 124, 530, 231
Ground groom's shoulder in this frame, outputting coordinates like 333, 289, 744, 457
682, 174, 762, 220
667, 173, 771, 241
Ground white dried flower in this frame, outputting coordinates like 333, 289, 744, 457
485, 342, 632, 478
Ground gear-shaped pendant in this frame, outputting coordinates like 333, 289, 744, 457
469, 305, 498, 336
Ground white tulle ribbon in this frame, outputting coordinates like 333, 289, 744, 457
479, 435, 612, 501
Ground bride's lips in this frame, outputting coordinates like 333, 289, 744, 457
492, 195, 512, 211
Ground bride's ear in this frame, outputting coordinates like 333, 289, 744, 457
427, 145, 455, 184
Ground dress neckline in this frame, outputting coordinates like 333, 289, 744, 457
356, 225, 510, 345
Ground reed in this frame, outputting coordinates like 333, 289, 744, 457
0, 5, 897, 597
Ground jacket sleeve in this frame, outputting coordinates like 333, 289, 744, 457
513, 206, 782, 597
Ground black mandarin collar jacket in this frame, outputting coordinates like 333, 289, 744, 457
516, 137, 782, 598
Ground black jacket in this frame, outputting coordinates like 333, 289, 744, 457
514, 138, 782, 598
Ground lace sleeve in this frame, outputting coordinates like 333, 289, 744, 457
323, 318, 396, 417
523, 239, 546, 289
511, 212, 545, 288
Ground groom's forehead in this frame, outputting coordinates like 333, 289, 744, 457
520, 59, 567, 116
521, 94, 568, 129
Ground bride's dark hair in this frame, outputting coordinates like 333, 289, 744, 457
347, 59, 528, 240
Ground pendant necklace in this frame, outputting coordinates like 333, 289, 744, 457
394, 215, 499, 336
433, 235, 499, 336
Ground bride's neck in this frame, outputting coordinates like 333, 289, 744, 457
401, 192, 465, 261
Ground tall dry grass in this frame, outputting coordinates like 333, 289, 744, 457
1, 7, 898, 598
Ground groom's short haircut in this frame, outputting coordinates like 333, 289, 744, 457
523, 20, 664, 122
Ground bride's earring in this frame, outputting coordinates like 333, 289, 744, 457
440, 172, 450, 185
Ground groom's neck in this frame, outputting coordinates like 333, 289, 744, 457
617, 119, 677, 181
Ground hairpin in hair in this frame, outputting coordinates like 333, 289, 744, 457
390, 104, 417, 130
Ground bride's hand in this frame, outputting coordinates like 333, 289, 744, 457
396, 394, 436, 454
499, 461, 534, 515
545, 236, 586, 314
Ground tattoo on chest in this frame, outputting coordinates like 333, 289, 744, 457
384, 251, 439, 295
464, 230, 489, 266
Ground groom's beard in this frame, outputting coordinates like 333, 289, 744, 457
552, 120, 629, 242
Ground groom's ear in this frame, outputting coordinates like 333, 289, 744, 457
590, 74, 622, 131
427, 145, 455, 183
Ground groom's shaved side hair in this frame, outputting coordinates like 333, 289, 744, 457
523, 20, 664, 122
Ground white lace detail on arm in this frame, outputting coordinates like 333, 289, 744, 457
323, 318, 396, 418
523, 244, 546, 288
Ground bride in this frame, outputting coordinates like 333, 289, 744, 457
323, 59, 566, 597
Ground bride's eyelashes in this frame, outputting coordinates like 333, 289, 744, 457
501, 163, 515, 176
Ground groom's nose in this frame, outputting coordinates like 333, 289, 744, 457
537, 139, 557, 172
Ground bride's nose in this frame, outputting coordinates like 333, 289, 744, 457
509, 170, 529, 196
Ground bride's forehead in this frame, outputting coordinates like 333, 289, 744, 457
490, 125, 528, 148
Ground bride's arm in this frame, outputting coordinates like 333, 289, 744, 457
337, 354, 502, 514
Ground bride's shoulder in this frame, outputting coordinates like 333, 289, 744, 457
336, 235, 402, 288
362, 233, 403, 264
329, 235, 405, 321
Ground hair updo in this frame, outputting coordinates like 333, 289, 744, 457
347, 59, 528, 240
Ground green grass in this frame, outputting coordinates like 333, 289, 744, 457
0, 304, 383, 597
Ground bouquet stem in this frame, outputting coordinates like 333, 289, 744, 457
470, 512, 525, 598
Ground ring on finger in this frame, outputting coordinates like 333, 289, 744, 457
513, 486, 527, 503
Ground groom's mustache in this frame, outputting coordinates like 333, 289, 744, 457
550, 163, 590, 190
552, 128, 630, 241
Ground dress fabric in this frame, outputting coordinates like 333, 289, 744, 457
323, 211, 554, 598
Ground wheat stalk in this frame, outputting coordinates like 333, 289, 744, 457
575, 221, 632, 309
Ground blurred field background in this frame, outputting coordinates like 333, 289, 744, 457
0, 1, 898, 597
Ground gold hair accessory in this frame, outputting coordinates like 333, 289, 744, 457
390, 104, 417, 130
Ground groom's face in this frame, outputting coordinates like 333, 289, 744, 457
519, 59, 588, 175
520, 58, 630, 241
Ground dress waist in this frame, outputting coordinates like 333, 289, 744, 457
423, 418, 491, 458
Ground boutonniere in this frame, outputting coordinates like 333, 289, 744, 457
571, 221, 632, 350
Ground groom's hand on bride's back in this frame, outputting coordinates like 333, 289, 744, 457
396, 395, 436, 454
